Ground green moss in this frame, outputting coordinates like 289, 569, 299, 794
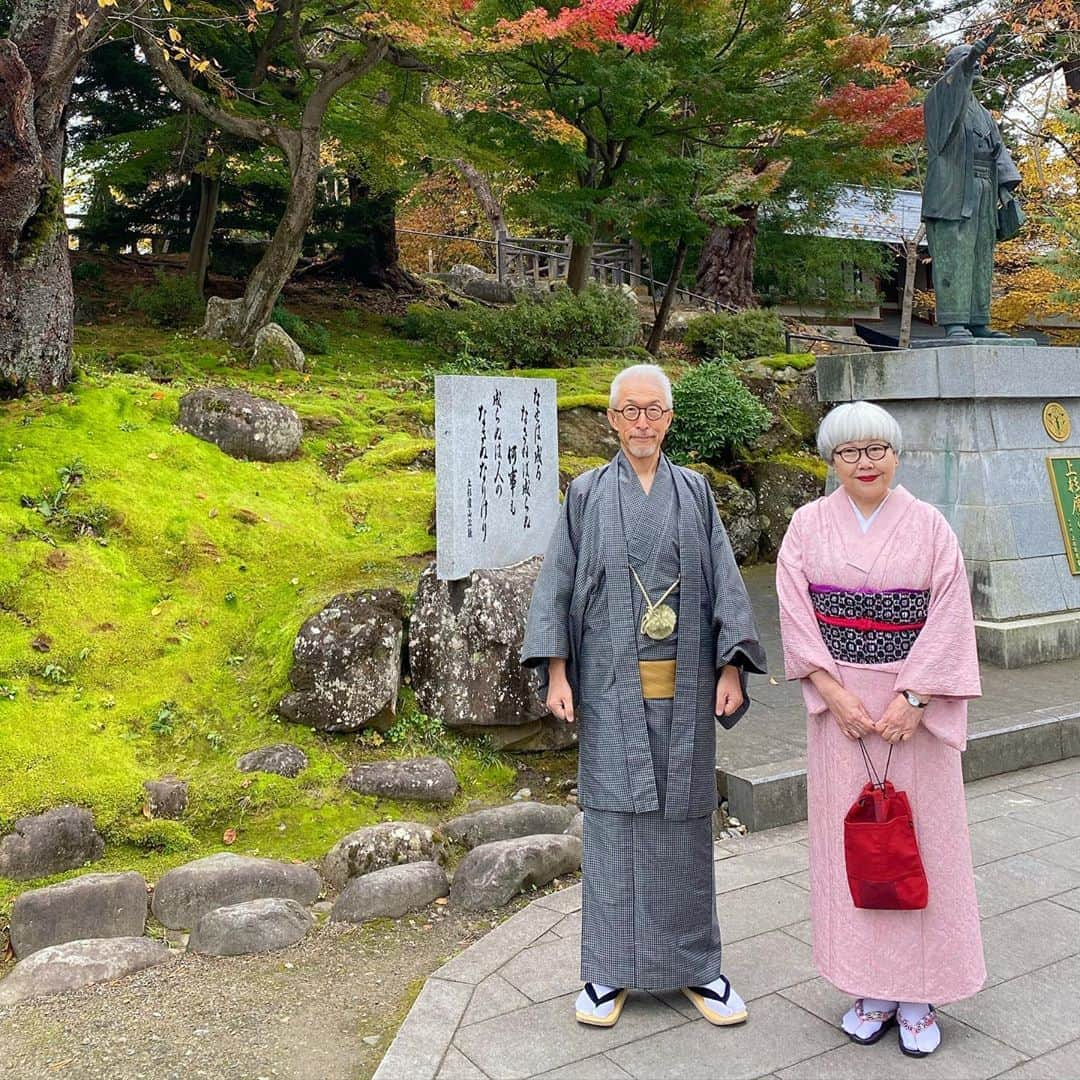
557, 394, 610, 412
0, 309, 633, 913
758, 353, 816, 372
778, 404, 818, 442
360, 435, 435, 469
765, 450, 829, 482
19, 178, 64, 261
559, 455, 608, 482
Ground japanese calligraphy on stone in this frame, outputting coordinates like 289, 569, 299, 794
435, 376, 560, 580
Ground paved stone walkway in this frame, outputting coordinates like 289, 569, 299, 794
375, 757, 1080, 1080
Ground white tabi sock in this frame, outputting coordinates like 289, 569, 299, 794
576, 983, 619, 1020
898, 1001, 941, 1053
841, 997, 897, 1040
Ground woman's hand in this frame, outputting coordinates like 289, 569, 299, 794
810, 671, 876, 740
876, 695, 924, 743
546, 658, 575, 724
715, 665, 744, 717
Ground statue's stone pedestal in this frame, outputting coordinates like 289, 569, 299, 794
818, 344, 1080, 668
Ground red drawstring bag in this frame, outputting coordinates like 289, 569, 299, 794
843, 741, 928, 910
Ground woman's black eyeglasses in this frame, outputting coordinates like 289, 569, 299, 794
611, 404, 671, 422
833, 443, 892, 464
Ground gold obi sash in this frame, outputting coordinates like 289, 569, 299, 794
638, 659, 676, 700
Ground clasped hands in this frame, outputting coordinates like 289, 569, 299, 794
811, 672, 924, 744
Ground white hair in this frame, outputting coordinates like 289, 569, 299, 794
609, 364, 672, 409
816, 401, 903, 460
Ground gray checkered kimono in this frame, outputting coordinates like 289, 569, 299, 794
522, 452, 766, 989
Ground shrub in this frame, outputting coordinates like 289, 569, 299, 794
400, 284, 639, 368
272, 305, 330, 354
667, 360, 772, 464
683, 308, 786, 361
130, 270, 206, 329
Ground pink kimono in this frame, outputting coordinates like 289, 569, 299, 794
777, 485, 986, 1004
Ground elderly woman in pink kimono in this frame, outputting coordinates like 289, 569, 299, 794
777, 401, 985, 1057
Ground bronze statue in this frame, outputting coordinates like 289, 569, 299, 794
922, 38, 1023, 341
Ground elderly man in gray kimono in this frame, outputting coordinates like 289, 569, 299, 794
522, 363, 767, 1028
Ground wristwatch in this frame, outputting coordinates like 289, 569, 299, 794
902, 690, 929, 709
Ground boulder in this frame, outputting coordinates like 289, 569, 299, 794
177, 387, 302, 463
0, 938, 170, 1007
143, 777, 188, 819
750, 457, 826, 560
236, 744, 309, 778
321, 822, 445, 891
450, 835, 583, 910
564, 812, 584, 839
448, 263, 488, 286
252, 322, 305, 372
342, 757, 458, 804
689, 465, 763, 566
151, 852, 322, 930
199, 296, 245, 344
277, 590, 404, 734
443, 803, 577, 850
461, 278, 515, 304
0, 806, 104, 881
187, 898, 313, 957
330, 862, 449, 923
557, 406, 620, 460
409, 559, 576, 751
10, 871, 148, 959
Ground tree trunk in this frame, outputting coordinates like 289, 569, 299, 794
334, 175, 413, 289
0, 10, 78, 395
695, 204, 759, 310
187, 170, 220, 298
646, 237, 688, 354
1064, 57, 1080, 107
451, 159, 506, 239
566, 232, 594, 294
898, 225, 925, 350
227, 139, 322, 345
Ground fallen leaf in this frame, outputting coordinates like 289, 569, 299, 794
142, 804, 153, 819
147, 452, 159, 460
223, 828, 238, 845
434, 897, 449, 905
151, 391, 165, 400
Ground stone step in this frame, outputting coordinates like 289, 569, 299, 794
718, 704, 1080, 832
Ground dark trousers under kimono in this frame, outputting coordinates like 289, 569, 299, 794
581, 704, 724, 991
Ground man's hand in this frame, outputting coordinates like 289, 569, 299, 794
963, 37, 989, 71
876, 694, 924, 744
715, 664, 744, 717
546, 658, 575, 724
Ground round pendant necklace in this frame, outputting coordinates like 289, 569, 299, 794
630, 566, 679, 640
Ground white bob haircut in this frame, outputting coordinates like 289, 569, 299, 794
609, 364, 673, 410
816, 401, 903, 461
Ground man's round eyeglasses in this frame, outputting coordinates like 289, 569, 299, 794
612, 404, 671, 422
834, 443, 892, 464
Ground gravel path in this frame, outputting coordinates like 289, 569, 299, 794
0, 901, 535, 1080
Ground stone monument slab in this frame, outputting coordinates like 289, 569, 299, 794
818, 345, 1080, 667
435, 376, 560, 580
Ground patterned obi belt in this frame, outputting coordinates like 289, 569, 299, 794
809, 585, 930, 664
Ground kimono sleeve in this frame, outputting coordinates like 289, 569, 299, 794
776, 507, 840, 720
892, 511, 980, 748
925, 58, 973, 155
520, 479, 582, 670
706, 483, 766, 675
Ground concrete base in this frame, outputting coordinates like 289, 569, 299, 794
906, 336, 1039, 348
719, 704, 1080, 832
976, 611, 1080, 669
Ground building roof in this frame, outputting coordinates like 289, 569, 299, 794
790, 187, 927, 246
